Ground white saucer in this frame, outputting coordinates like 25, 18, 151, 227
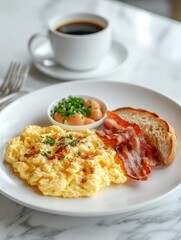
32, 39, 128, 80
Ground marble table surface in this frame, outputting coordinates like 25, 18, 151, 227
1, 0, 181, 239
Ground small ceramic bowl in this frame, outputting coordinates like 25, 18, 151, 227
47, 95, 108, 131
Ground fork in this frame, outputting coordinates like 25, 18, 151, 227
0, 90, 29, 110
0, 62, 30, 97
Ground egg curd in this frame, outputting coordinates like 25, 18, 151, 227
5, 125, 127, 198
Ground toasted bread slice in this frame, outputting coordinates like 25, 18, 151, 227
113, 107, 178, 165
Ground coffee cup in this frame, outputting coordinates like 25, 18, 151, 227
28, 13, 112, 71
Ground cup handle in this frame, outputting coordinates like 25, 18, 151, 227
28, 33, 55, 66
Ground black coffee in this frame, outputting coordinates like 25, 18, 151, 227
55, 20, 104, 35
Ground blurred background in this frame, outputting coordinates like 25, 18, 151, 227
119, 0, 181, 21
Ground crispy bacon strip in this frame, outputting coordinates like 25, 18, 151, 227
97, 111, 160, 181
104, 111, 143, 136
115, 144, 151, 180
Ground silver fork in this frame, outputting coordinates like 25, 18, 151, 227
0, 62, 30, 97
0, 90, 29, 110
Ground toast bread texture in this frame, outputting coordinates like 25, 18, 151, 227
114, 107, 178, 165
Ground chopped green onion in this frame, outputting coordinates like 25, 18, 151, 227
39, 150, 51, 157
51, 96, 92, 118
77, 150, 81, 156
42, 136, 55, 145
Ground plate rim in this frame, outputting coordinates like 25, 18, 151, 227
0, 183, 181, 216
1, 80, 180, 110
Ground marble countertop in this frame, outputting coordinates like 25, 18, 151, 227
1, 0, 181, 239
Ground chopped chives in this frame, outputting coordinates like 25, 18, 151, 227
51, 96, 92, 118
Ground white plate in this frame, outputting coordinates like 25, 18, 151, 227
0, 81, 181, 216
33, 40, 128, 80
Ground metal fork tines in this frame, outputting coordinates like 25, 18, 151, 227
0, 62, 30, 97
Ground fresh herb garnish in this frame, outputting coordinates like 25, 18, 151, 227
51, 96, 92, 118
39, 150, 51, 157
67, 134, 73, 140
42, 136, 55, 145
77, 150, 81, 156
69, 140, 75, 146
60, 135, 81, 147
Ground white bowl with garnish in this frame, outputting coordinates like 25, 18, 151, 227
47, 95, 108, 131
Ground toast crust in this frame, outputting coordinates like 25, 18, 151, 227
113, 107, 178, 165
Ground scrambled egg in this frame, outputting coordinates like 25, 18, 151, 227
5, 125, 127, 198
